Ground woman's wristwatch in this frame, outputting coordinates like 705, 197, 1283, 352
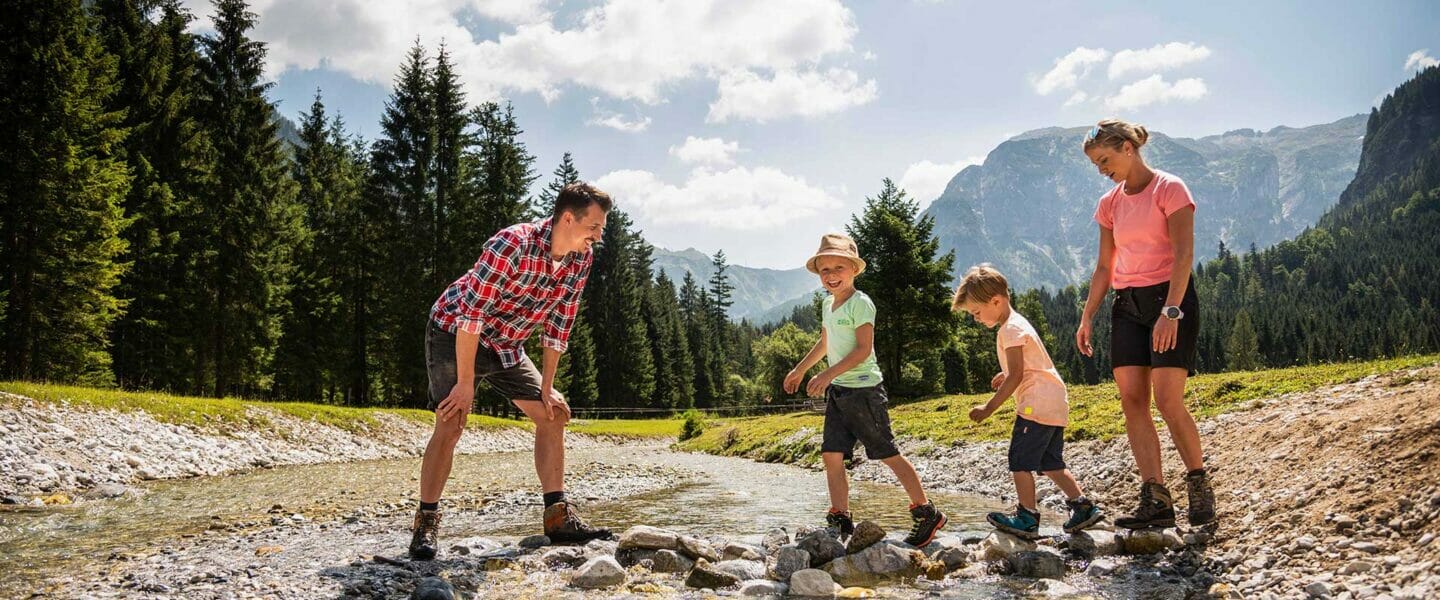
1162, 305, 1184, 320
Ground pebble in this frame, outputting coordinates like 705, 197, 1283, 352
569, 556, 625, 589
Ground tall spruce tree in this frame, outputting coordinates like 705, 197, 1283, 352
679, 272, 719, 406
534, 151, 580, 219
96, 0, 213, 391
847, 179, 957, 394
585, 210, 655, 407
0, 0, 132, 384
647, 271, 695, 408
431, 43, 468, 281
465, 102, 536, 239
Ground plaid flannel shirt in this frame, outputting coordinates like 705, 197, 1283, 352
430, 218, 592, 368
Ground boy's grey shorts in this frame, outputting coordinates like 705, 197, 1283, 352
425, 321, 543, 411
821, 383, 900, 461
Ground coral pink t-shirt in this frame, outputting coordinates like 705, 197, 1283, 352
997, 310, 1068, 427
1092, 170, 1196, 289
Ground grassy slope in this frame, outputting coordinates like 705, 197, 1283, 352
0, 382, 680, 439
674, 354, 1440, 465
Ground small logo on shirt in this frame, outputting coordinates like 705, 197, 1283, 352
1024, 406, 1034, 415
858, 375, 870, 381
837, 318, 853, 326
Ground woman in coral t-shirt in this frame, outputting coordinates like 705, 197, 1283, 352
1075, 119, 1216, 530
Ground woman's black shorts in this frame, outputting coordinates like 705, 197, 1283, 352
1110, 276, 1199, 375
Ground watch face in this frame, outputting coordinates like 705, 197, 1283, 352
1164, 307, 1181, 319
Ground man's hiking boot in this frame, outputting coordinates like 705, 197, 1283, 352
826, 510, 855, 540
904, 501, 948, 547
1115, 482, 1177, 529
409, 508, 441, 560
987, 505, 1040, 540
543, 501, 613, 544
1063, 497, 1105, 534
1185, 469, 1217, 525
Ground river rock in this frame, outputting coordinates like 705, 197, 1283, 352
1340, 560, 1374, 575
616, 547, 660, 568
685, 558, 741, 589
920, 535, 966, 557
740, 579, 788, 596
1069, 530, 1121, 557
790, 569, 841, 597
723, 542, 765, 561
518, 534, 550, 549
1086, 558, 1120, 576
846, 521, 885, 554
762, 528, 791, 555
570, 556, 626, 589
712, 559, 767, 581
1304, 581, 1331, 597
980, 531, 1036, 561
1006, 548, 1066, 579
1033, 578, 1080, 596
797, 528, 847, 567
677, 535, 720, 561
934, 546, 968, 571
1, 496, 26, 505
822, 541, 924, 586
651, 549, 695, 574
84, 483, 129, 499
541, 547, 587, 568
410, 576, 458, 600
619, 525, 679, 551
1120, 528, 1183, 555
775, 545, 811, 581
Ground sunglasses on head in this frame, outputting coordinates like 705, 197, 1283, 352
1084, 125, 1102, 142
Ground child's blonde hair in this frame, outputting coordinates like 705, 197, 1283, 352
1082, 118, 1150, 152
952, 264, 1010, 310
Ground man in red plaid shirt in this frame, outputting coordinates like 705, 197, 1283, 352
409, 183, 613, 560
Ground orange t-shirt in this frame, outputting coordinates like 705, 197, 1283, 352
997, 310, 1069, 427
1093, 169, 1196, 289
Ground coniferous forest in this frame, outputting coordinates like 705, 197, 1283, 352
3, 0, 1438, 413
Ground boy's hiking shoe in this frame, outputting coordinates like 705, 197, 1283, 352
987, 505, 1040, 540
1063, 497, 1105, 534
1115, 482, 1177, 529
408, 508, 441, 560
904, 501, 948, 547
826, 510, 855, 540
1185, 470, 1217, 525
543, 502, 613, 544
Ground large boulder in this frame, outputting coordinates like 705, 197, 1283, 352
1120, 529, 1183, 555
685, 558, 742, 589
711, 559, 768, 582
822, 541, 925, 587
790, 569, 842, 597
651, 549, 695, 574
797, 528, 847, 567
618, 526, 680, 551
979, 531, 1036, 562
846, 521, 886, 554
1005, 548, 1066, 579
774, 545, 811, 581
570, 556, 626, 589
1069, 530, 1121, 558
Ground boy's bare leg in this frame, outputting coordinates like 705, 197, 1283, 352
822, 452, 850, 512
1042, 468, 1084, 500
879, 455, 929, 506
419, 415, 466, 503
1013, 471, 1038, 510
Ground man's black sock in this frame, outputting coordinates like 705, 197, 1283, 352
543, 491, 566, 507
419, 500, 439, 511
1187, 468, 1207, 478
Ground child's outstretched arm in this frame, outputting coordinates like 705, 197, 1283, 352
970, 345, 1026, 422
784, 330, 828, 395
805, 324, 875, 397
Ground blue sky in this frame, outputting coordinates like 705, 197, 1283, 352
191, 0, 1439, 269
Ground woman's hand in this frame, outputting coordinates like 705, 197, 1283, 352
1152, 317, 1179, 353
1075, 320, 1094, 357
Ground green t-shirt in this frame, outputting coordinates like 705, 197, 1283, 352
823, 290, 884, 388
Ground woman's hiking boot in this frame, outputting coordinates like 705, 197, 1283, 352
543, 502, 613, 544
1115, 482, 1176, 529
826, 509, 855, 540
408, 508, 441, 560
904, 501, 948, 547
1185, 469, 1217, 525
1063, 497, 1105, 533
986, 505, 1040, 539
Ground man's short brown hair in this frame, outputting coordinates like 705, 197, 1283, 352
952, 263, 1010, 310
554, 182, 613, 218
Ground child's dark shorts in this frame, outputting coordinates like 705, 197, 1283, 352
821, 383, 900, 461
1008, 415, 1066, 473
425, 321, 543, 411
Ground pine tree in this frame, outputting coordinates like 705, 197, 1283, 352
465, 102, 536, 239
586, 210, 656, 407
1225, 309, 1261, 371
431, 43, 468, 281
648, 271, 695, 408
847, 179, 957, 394
679, 272, 719, 407
561, 310, 600, 407
95, 0, 213, 391
534, 152, 580, 219
0, 0, 132, 384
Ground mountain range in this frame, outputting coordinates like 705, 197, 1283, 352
649, 247, 818, 323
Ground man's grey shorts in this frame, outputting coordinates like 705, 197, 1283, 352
821, 383, 900, 461
425, 321, 543, 411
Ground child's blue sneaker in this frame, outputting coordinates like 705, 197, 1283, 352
986, 505, 1040, 539
1063, 497, 1105, 534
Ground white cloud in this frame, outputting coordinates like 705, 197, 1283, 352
1063, 91, 1090, 107
669, 136, 741, 166
1405, 49, 1439, 72
707, 68, 878, 123
1105, 75, 1208, 111
192, 0, 865, 115
898, 157, 983, 207
586, 98, 651, 132
596, 166, 842, 229
1033, 47, 1110, 95
1108, 42, 1211, 80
